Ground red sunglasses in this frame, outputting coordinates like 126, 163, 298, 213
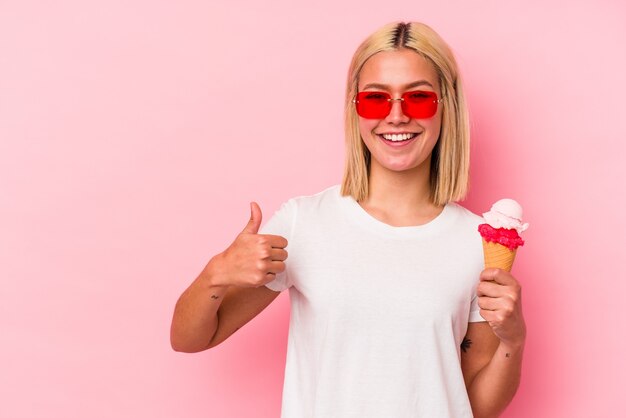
352, 90, 442, 119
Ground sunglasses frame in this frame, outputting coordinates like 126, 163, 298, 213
352, 90, 443, 119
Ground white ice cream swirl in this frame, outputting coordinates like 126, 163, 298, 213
482, 198, 529, 234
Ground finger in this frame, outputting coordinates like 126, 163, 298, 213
479, 309, 498, 323
269, 248, 288, 261
477, 280, 507, 298
264, 234, 288, 249
242, 202, 263, 234
266, 260, 286, 274
480, 268, 516, 286
478, 295, 505, 311
479, 288, 521, 316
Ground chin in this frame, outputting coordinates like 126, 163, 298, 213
381, 162, 420, 172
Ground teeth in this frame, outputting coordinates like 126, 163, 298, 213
381, 133, 417, 142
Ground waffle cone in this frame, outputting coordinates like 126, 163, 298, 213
482, 240, 517, 272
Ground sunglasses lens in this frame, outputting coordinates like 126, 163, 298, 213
355, 92, 391, 119
402, 91, 439, 118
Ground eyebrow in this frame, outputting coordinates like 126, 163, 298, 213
361, 80, 434, 90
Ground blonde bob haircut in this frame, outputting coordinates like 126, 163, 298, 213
340, 21, 470, 206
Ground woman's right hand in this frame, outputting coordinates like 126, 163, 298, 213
204, 202, 288, 288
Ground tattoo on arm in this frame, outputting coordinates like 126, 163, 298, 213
461, 337, 472, 353
210, 294, 220, 299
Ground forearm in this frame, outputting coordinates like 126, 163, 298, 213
467, 341, 524, 418
170, 259, 230, 353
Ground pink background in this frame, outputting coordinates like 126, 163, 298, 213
1, 1, 624, 417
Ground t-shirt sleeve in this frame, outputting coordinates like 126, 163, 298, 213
259, 198, 297, 292
468, 292, 486, 322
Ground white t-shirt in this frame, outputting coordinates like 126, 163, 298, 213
260, 184, 486, 418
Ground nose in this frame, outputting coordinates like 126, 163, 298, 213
385, 98, 410, 124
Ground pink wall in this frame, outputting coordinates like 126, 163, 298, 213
1, 1, 624, 417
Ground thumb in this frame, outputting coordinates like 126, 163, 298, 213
242, 201, 262, 234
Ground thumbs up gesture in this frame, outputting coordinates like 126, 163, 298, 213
208, 202, 289, 288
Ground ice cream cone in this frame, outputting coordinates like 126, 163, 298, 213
482, 240, 517, 272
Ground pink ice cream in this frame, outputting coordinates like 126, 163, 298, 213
478, 199, 529, 250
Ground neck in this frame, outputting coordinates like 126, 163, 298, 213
365, 158, 433, 209
358, 156, 444, 226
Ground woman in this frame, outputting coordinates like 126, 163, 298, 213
171, 21, 526, 418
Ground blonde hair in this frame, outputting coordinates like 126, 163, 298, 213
340, 21, 470, 206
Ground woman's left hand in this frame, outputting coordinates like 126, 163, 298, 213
477, 268, 527, 348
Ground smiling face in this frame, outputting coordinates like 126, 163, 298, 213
357, 48, 443, 175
